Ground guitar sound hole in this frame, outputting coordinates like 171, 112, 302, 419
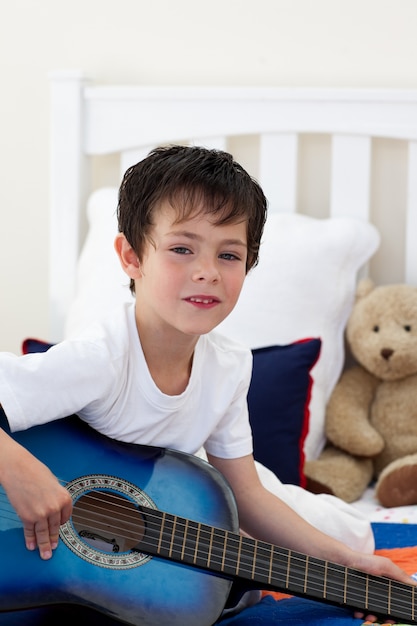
72, 490, 146, 554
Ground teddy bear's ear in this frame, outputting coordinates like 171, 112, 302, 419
355, 278, 375, 301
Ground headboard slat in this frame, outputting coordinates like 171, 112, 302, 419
330, 135, 371, 220
406, 141, 417, 285
259, 132, 298, 213
49, 71, 89, 341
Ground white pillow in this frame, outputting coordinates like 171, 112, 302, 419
217, 212, 380, 459
66, 190, 380, 460
64, 188, 133, 338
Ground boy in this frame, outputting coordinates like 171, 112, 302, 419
0, 146, 411, 622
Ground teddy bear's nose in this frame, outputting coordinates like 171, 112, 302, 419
381, 348, 394, 360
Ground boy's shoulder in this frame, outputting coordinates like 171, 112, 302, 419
68, 302, 134, 360
197, 332, 253, 396
203, 331, 252, 363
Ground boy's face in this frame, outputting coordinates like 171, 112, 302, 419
131, 201, 248, 338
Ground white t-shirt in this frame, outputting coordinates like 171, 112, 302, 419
0, 303, 253, 459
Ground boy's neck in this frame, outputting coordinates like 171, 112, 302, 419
135, 313, 198, 396
146, 354, 193, 396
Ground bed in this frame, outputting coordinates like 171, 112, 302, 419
3, 71, 417, 624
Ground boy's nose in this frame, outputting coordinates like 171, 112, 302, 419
192, 259, 220, 283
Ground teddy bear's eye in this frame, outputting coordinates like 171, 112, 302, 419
373, 325, 380, 332
404, 325, 412, 332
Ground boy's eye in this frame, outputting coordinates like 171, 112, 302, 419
219, 252, 240, 261
171, 246, 191, 255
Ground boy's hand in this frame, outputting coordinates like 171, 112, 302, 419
0, 436, 73, 559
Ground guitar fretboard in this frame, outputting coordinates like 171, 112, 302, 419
137, 506, 417, 624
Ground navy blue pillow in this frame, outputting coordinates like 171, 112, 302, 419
248, 338, 321, 487
22, 338, 53, 354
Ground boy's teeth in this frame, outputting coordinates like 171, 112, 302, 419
191, 297, 212, 303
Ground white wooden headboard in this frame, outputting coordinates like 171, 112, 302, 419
49, 70, 417, 341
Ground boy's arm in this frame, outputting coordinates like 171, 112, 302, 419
208, 453, 413, 586
0, 424, 73, 560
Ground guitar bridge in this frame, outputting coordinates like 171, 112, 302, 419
79, 530, 120, 553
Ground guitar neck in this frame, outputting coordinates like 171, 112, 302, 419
137, 506, 417, 624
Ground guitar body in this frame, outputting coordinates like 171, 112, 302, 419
0, 411, 239, 625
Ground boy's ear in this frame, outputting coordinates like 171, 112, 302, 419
114, 233, 142, 279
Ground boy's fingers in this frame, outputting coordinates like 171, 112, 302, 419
61, 497, 73, 525
23, 514, 62, 559
47, 516, 62, 551
23, 524, 37, 551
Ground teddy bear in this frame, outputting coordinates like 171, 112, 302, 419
304, 278, 417, 507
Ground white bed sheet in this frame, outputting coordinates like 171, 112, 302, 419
352, 487, 417, 524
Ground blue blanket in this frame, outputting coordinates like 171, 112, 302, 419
219, 595, 364, 625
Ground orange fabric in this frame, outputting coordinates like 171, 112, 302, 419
261, 591, 293, 600
374, 546, 417, 576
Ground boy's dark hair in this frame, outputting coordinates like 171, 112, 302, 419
117, 145, 268, 293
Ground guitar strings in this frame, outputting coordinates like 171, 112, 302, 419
0, 488, 21, 523
71, 504, 414, 617
53, 487, 415, 616
0, 482, 414, 618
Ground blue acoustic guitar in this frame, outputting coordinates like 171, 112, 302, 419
0, 412, 416, 625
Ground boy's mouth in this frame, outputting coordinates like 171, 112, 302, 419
186, 296, 220, 306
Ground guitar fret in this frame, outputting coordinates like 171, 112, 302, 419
344, 567, 347, 605
308, 557, 326, 598
325, 562, 347, 603
168, 516, 177, 558
304, 556, 309, 595
206, 526, 214, 568
346, 567, 368, 612
179, 518, 199, 565
156, 512, 173, 557
211, 527, 228, 572
218, 533, 243, 576
236, 535, 242, 575
390, 579, 416, 622
193, 522, 201, 565
366, 573, 389, 615
240, 536, 259, 580
221, 531, 228, 572
268, 545, 274, 585
286, 551, 308, 594
172, 515, 187, 561
157, 511, 166, 554
252, 541, 258, 579
181, 519, 189, 561
388, 579, 391, 617
250, 541, 275, 586
365, 571, 368, 609
286, 549, 291, 589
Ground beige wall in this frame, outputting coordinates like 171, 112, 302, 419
1, 0, 416, 354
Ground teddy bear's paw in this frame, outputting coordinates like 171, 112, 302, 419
376, 455, 417, 507
304, 447, 373, 503
329, 427, 385, 458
